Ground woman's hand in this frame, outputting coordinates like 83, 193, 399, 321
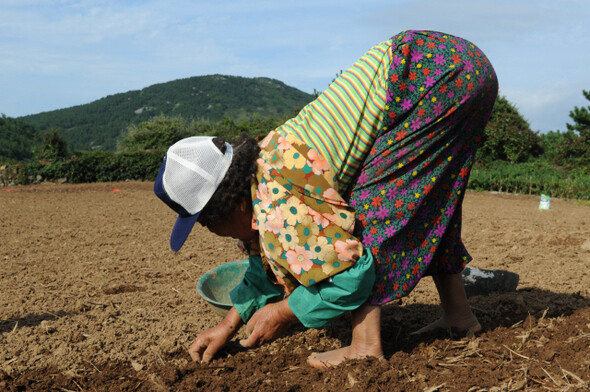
239, 299, 297, 348
189, 307, 243, 363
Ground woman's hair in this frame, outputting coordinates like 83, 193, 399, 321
197, 134, 260, 228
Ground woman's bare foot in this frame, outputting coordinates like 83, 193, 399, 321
411, 313, 481, 335
412, 272, 481, 335
307, 344, 383, 369
308, 304, 384, 369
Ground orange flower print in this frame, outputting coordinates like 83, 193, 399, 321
371, 195, 383, 208
307, 149, 331, 175
322, 187, 341, 201
286, 246, 314, 275
334, 239, 361, 262
395, 129, 407, 141
459, 167, 470, 178
307, 206, 330, 228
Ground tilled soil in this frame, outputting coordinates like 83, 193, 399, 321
1, 182, 589, 391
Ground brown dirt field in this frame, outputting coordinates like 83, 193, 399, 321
1, 182, 589, 392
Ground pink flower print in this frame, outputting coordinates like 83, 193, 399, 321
434, 53, 446, 66
445, 204, 456, 218
410, 118, 422, 131
362, 233, 375, 246
408, 85, 416, 93
307, 149, 331, 175
400, 188, 408, 197
434, 224, 446, 237
259, 132, 273, 148
386, 188, 398, 200
372, 155, 384, 167
447, 90, 455, 99
376, 206, 390, 220
415, 139, 424, 148
265, 207, 285, 234
366, 210, 375, 220
410, 178, 420, 189
411, 49, 424, 63
434, 68, 443, 77
400, 218, 408, 226
454, 44, 465, 53
464, 59, 474, 73
424, 253, 433, 264
433, 101, 444, 116
401, 257, 410, 270
286, 246, 314, 275
277, 135, 292, 151
401, 98, 413, 111
396, 147, 407, 159
384, 226, 396, 238
386, 90, 394, 103
359, 189, 371, 200
424, 75, 436, 88
335, 239, 360, 262
392, 55, 402, 67
350, 199, 358, 207
357, 171, 369, 185
255, 182, 273, 208
257, 157, 273, 174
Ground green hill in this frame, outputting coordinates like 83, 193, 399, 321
18, 75, 314, 152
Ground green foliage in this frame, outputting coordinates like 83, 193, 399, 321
18, 150, 164, 184
468, 160, 589, 200
117, 114, 286, 153
19, 75, 314, 151
0, 114, 40, 161
34, 129, 69, 161
117, 115, 194, 152
543, 90, 590, 167
477, 96, 542, 163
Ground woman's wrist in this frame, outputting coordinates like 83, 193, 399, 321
220, 307, 245, 337
277, 298, 297, 324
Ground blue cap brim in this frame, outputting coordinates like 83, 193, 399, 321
171, 213, 200, 252
154, 157, 201, 252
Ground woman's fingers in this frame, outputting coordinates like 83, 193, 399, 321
188, 338, 207, 362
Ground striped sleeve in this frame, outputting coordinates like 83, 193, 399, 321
276, 39, 393, 192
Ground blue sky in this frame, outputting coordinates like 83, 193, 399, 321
1, 0, 589, 133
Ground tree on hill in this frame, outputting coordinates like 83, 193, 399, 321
541, 90, 590, 167
0, 114, 39, 161
34, 129, 69, 161
117, 115, 196, 152
477, 95, 542, 164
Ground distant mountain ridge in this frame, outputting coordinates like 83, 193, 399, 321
19, 75, 314, 151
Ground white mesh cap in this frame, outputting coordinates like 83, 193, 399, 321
163, 136, 233, 215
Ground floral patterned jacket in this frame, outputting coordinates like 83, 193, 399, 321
252, 130, 364, 294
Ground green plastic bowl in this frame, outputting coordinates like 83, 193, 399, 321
197, 259, 249, 317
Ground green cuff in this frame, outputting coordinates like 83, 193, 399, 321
288, 249, 375, 328
229, 255, 285, 323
